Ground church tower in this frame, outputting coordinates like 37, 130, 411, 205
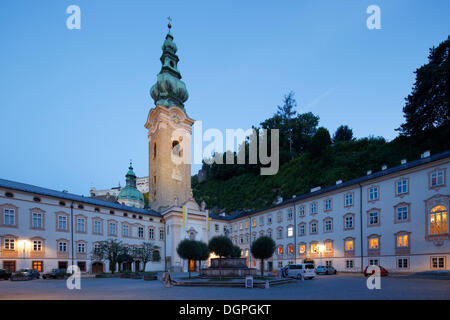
145, 22, 194, 212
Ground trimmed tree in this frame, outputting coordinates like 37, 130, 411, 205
208, 236, 233, 279
197, 241, 210, 272
231, 245, 241, 258
176, 239, 201, 279
91, 239, 125, 274
250, 236, 276, 277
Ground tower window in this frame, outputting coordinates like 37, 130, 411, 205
153, 143, 157, 159
172, 140, 181, 156
170, 61, 175, 68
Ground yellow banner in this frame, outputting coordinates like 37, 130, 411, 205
207, 209, 209, 231
182, 205, 186, 228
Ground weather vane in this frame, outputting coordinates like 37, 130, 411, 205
167, 16, 172, 31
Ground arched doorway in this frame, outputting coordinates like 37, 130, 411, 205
91, 262, 104, 273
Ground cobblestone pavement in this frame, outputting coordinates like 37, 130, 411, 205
0, 273, 449, 300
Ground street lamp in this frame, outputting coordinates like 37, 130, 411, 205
18, 240, 29, 269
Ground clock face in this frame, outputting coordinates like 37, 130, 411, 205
171, 114, 181, 124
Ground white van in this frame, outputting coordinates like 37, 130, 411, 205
282, 264, 316, 280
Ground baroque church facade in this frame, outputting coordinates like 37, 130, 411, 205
0, 27, 449, 274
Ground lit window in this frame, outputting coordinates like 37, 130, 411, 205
369, 238, 379, 249
245, 249, 249, 257
240, 222, 243, 230
397, 234, 408, 247
429, 205, 447, 235
311, 243, 318, 253
32, 212, 43, 229
32, 261, 43, 272
299, 244, 306, 254
369, 187, 379, 201
287, 226, 294, 237
252, 219, 256, 227
345, 240, 353, 251
277, 246, 283, 255
288, 245, 294, 254
397, 179, 408, 194
325, 242, 332, 252
245, 221, 249, 229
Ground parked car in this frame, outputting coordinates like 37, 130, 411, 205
42, 269, 69, 279
316, 265, 337, 275
0, 269, 12, 280
11, 268, 40, 280
281, 264, 316, 280
363, 266, 388, 277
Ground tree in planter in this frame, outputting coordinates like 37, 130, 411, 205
250, 236, 276, 277
196, 241, 210, 272
132, 242, 160, 272
91, 239, 126, 274
231, 245, 242, 258
176, 239, 201, 279
208, 236, 233, 279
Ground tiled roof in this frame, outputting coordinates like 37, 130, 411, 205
0, 178, 161, 217
214, 150, 450, 221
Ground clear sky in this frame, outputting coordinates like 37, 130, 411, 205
1, 0, 449, 196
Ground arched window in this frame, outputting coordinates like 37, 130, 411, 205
172, 140, 181, 157
430, 205, 448, 235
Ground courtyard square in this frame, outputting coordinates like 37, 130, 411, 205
0, 273, 448, 300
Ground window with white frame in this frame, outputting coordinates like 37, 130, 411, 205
299, 224, 305, 236
324, 219, 332, 232
277, 227, 283, 239
240, 236, 243, 244
252, 219, 256, 227
267, 230, 272, 238
4, 237, 15, 250
299, 206, 305, 217
396, 206, 409, 222
33, 240, 42, 252
148, 227, 154, 239
267, 215, 272, 224
345, 193, 353, 207
77, 218, 86, 233
138, 227, 144, 238
287, 208, 294, 220
94, 220, 102, 234
325, 241, 333, 252
324, 199, 332, 211
109, 222, 116, 236
77, 242, 85, 253
310, 222, 317, 234
346, 260, 354, 269
4, 208, 15, 225
159, 229, 164, 240
32, 212, 43, 229
397, 234, 408, 247
431, 257, 445, 269
369, 211, 379, 225
259, 216, 264, 225
58, 241, 67, 252
277, 212, 283, 223
310, 202, 317, 214
345, 215, 354, 229
396, 179, 408, 195
287, 226, 294, 237
239, 222, 243, 230
345, 239, 354, 251
430, 170, 445, 187
245, 220, 249, 229
369, 259, 379, 266
369, 186, 379, 201
397, 258, 408, 269
215, 224, 219, 232
58, 215, 67, 231
123, 224, 129, 237
369, 237, 379, 249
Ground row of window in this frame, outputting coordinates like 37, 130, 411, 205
229, 168, 446, 233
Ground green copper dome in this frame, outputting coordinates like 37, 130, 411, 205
150, 31, 189, 111
118, 163, 145, 204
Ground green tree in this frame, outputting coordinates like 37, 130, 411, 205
399, 36, 450, 136
231, 245, 241, 258
176, 239, 201, 279
310, 127, 331, 156
196, 241, 210, 271
208, 236, 233, 279
91, 239, 126, 274
250, 236, 276, 277
333, 125, 354, 143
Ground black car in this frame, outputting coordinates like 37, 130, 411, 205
42, 269, 69, 279
0, 269, 12, 280
11, 268, 40, 280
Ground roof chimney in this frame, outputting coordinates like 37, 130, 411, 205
382, 165, 387, 170
336, 180, 343, 185
367, 170, 372, 175
310, 186, 321, 193
401, 159, 407, 165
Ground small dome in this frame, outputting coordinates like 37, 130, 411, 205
118, 186, 145, 203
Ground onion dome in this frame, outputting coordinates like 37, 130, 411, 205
118, 162, 145, 207
150, 25, 189, 112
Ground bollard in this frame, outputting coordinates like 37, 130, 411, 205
265, 280, 269, 289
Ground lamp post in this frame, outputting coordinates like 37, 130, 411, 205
317, 244, 325, 266
19, 239, 28, 269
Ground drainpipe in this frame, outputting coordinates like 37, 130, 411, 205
293, 204, 297, 264
70, 201, 74, 268
163, 218, 167, 272
358, 183, 364, 273
249, 217, 252, 268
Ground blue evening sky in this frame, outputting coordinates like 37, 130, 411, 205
1, 0, 449, 195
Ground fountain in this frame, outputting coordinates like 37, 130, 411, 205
201, 258, 258, 277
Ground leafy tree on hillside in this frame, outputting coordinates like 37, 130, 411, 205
398, 36, 450, 136
333, 125, 354, 143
